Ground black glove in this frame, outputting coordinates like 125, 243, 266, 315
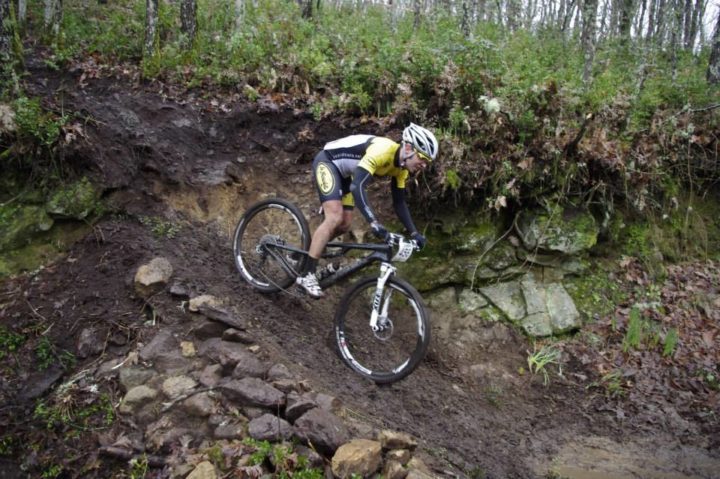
411, 231, 427, 249
370, 222, 389, 241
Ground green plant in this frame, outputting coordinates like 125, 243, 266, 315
527, 344, 562, 386
138, 216, 181, 239
35, 336, 56, 370
129, 454, 149, 479
622, 307, 643, 352
662, 328, 679, 357
0, 326, 25, 360
34, 392, 115, 431
0, 436, 15, 456
41, 464, 63, 478
244, 437, 273, 465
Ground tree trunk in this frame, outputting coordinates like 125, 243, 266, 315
707, 10, 720, 84
413, 0, 421, 30
18, 0, 27, 26
581, 0, 599, 86
0, 0, 11, 60
180, 0, 196, 47
43, 0, 62, 43
144, 0, 159, 59
618, 0, 634, 41
234, 0, 244, 31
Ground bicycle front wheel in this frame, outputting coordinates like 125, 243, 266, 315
334, 276, 430, 384
233, 198, 310, 293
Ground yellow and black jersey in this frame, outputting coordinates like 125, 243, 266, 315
323, 135, 409, 188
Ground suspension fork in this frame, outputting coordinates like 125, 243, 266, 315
369, 262, 396, 331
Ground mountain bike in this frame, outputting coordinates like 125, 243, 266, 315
232, 197, 430, 384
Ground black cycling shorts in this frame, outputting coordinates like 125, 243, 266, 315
312, 151, 354, 209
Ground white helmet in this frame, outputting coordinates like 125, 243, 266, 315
402, 123, 439, 161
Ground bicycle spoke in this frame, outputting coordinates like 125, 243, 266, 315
335, 277, 429, 383
233, 199, 309, 293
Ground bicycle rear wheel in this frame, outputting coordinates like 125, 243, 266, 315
233, 198, 310, 293
334, 276, 430, 384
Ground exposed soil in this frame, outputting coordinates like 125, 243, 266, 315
0, 57, 719, 478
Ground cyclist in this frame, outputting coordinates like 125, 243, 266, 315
297, 123, 439, 298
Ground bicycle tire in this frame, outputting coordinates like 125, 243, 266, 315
233, 198, 310, 293
334, 275, 430, 384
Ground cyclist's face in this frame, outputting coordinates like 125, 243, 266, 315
406, 151, 430, 174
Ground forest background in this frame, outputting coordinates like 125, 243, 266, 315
1, 0, 719, 247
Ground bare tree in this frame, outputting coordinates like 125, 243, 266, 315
43, 0, 62, 43
180, 0, 197, 47
0, 0, 11, 59
18, 0, 27, 28
581, 0, 599, 85
145, 0, 159, 59
708, 9, 720, 84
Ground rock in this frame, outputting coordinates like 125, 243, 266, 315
425, 287, 456, 310
520, 278, 581, 336
196, 364, 223, 388
139, 330, 190, 374
231, 354, 268, 379
266, 363, 294, 381
186, 460, 217, 479
220, 377, 285, 408
406, 457, 434, 479
46, 178, 99, 220
248, 413, 293, 442
313, 392, 342, 413
191, 320, 228, 340
295, 444, 324, 469
188, 295, 222, 312
168, 281, 190, 298
285, 394, 317, 423
331, 439, 382, 478
222, 328, 254, 344
387, 449, 412, 465
76, 327, 104, 359
379, 430, 418, 450
198, 304, 248, 330
0, 205, 54, 251
458, 289, 488, 312
213, 422, 246, 440
18, 366, 63, 401
119, 385, 158, 414
383, 460, 409, 479
198, 338, 267, 375
180, 341, 196, 357
0, 103, 15, 133
479, 281, 525, 322
516, 206, 598, 254
134, 257, 173, 297
183, 392, 216, 417
161, 376, 197, 399
294, 408, 350, 455
546, 283, 581, 332
118, 366, 154, 392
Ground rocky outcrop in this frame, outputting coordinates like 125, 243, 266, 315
103, 296, 437, 478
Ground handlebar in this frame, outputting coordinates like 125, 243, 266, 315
386, 233, 419, 262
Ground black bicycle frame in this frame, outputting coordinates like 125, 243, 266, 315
260, 238, 394, 289
319, 241, 393, 288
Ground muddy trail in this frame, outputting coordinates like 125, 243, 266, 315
1, 60, 719, 479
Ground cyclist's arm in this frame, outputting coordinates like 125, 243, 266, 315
391, 178, 418, 234
350, 166, 378, 223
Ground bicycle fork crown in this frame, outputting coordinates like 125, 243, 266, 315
370, 262, 396, 332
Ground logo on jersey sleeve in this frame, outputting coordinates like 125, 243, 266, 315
316, 163, 335, 195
